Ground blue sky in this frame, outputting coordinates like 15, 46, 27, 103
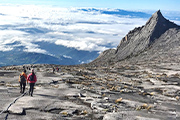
0, 0, 180, 11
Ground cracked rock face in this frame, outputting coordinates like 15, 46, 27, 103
0, 63, 180, 120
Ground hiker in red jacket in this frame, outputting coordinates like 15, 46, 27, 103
27, 69, 37, 97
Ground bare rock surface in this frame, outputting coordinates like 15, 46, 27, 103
0, 63, 179, 120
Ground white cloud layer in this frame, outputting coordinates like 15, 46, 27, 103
0, 4, 179, 55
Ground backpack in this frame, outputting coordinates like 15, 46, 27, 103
29, 75, 34, 81
20, 75, 26, 83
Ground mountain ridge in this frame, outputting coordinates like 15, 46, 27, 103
90, 10, 180, 66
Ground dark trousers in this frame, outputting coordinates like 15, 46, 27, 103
20, 82, 26, 93
29, 83, 35, 96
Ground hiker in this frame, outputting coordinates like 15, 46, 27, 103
23, 66, 25, 70
53, 67, 55, 73
56, 67, 59, 72
19, 69, 27, 94
27, 69, 37, 97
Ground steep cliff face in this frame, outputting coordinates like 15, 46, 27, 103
91, 10, 180, 66
115, 10, 179, 61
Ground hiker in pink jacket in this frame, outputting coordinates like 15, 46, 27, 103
27, 69, 37, 97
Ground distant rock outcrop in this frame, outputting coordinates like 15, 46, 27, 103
91, 10, 180, 66
93, 49, 116, 66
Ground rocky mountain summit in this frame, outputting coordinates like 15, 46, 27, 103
0, 10, 180, 120
91, 10, 180, 66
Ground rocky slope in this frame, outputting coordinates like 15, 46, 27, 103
0, 64, 180, 120
91, 10, 180, 66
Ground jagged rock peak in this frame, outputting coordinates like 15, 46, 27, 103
145, 10, 179, 44
145, 9, 179, 28
90, 10, 180, 66
145, 10, 166, 25
152, 10, 163, 18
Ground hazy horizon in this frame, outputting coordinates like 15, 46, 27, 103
1, 0, 180, 11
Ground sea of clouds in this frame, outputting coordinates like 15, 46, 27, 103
0, 4, 179, 55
